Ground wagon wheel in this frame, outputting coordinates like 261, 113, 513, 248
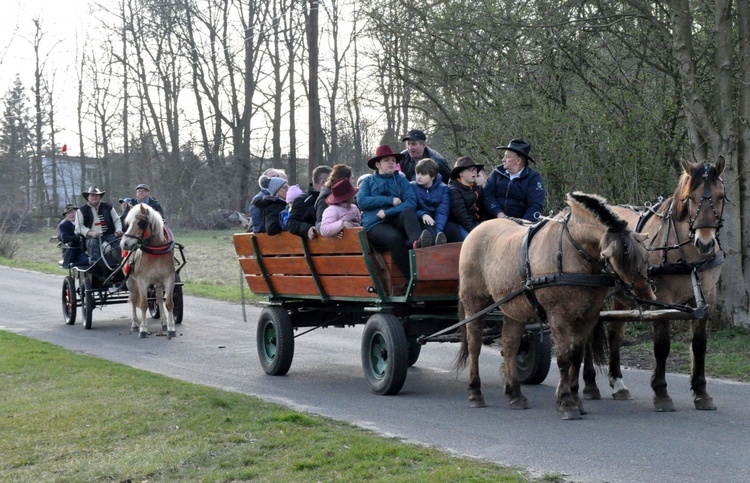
256, 306, 294, 376
62, 276, 77, 325
82, 277, 95, 330
407, 337, 422, 367
361, 314, 408, 395
173, 273, 183, 325
148, 285, 160, 319
517, 330, 552, 385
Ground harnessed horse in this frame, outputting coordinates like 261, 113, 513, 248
122, 203, 177, 339
582, 156, 726, 411
456, 192, 655, 420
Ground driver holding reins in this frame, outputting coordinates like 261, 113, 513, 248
75, 186, 123, 265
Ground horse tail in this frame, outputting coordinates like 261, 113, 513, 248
453, 301, 469, 372
590, 320, 609, 367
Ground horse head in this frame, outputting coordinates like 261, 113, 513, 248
122, 203, 164, 251
674, 156, 726, 255
567, 192, 655, 300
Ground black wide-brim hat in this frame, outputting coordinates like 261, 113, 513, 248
496, 138, 535, 163
62, 204, 77, 217
367, 145, 404, 170
82, 186, 106, 200
450, 157, 485, 179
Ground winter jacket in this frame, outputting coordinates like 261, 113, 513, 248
249, 189, 270, 233
314, 186, 333, 232
449, 179, 484, 232
253, 195, 287, 235
121, 197, 165, 227
286, 185, 320, 238
357, 172, 417, 232
75, 202, 121, 237
399, 146, 452, 183
319, 203, 361, 237
58, 218, 86, 268
410, 174, 450, 232
483, 166, 545, 222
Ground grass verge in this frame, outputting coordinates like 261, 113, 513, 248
0, 331, 531, 482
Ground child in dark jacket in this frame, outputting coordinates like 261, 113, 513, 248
410, 158, 459, 245
252, 177, 289, 235
448, 156, 487, 240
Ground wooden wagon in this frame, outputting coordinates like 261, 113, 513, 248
234, 228, 552, 395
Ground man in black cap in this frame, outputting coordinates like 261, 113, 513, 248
484, 138, 545, 222
75, 186, 123, 264
121, 183, 165, 225
399, 129, 452, 184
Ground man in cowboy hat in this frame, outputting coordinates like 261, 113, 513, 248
75, 186, 123, 264
399, 129, 452, 184
484, 138, 545, 222
121, 183, 165, 225
57, 204, 87, 268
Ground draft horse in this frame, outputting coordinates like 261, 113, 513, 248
582, 156, 726, 411
122, 203, 177, 339
456, 192, 655, 420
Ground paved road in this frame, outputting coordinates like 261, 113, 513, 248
2, 266, 749, 482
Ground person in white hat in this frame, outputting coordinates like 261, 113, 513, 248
75, 186, 123, 264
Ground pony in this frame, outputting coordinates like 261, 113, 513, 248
121, 203, 176, 339
582, 156, 726, 411
456, 192, 655, 420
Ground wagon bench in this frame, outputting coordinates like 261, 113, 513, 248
234, 228, 551, 395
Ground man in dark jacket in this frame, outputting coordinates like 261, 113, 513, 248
287, 165, 333, 239
399, 129, 452, 183
484, 139, 545, 222
121, 183, 164, 223
75, 186, 123, 264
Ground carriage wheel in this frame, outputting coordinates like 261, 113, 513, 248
148, 285, 160, 319
517, 330, 552, 385
256, 306, 294, 376
82, 277, 95, 330
361, 314, 408, 395
173, 274, 183, 325
407, 337, 422, 367
62, 276, 77, 325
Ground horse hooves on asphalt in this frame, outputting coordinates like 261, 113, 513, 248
583, 387, 601, 400
694, 396, 717, 410
612, 389, 632, 400
167, 330, 176, 338
654, 396, 676, 412
139, 331, 148, 339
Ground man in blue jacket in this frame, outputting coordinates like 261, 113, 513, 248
484, 139, 545, 222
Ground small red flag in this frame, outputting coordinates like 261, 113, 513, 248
61, 144, 67, 155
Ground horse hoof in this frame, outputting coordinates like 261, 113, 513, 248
612, 389, 632, 400
583, 387, 601, 400
469, 397, 486, 408
162, 324, 168, 331
654, 397, 676, 412
694, 396, 717, 410
561, 410, 583, 420
167, 330, 176, 338
578, 404, 588, 415
139, 331, 148, 339
509, 397, 529, 410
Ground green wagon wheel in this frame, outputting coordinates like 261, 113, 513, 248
517, 330, 552, 385
256, 306, 294, 376
62, 276, 77, 325
361, 314, 408, 395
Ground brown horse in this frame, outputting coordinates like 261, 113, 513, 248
582, 156, 726, 411
122, 203, 176, 339
456, 192, 655, 420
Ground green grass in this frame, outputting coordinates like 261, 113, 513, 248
0, 331, 531, 482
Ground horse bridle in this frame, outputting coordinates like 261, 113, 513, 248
123, 216, 152, 247
684, 163, 725, 235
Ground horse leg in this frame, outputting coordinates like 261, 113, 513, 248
128, 284, 140, 333
691, 317, 716, 410
651, 320, 675, 411
154, 284, 167, 331
582, 338, 601, 400
568, 353, 587, 416
551, 319, 583, 420
164, 279, 176, 339
606, 321, 631, 400
138, 282, 150, 338
501, 319, 529, 410
466, 319, 486, 408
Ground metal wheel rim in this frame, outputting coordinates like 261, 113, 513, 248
369, 333, 387, 379
261, 323, 277, 360
64, 286, 74, 317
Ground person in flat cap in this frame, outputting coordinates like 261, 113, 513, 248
483, 138, 545, 222
400, 129, 452, 184
357, 145, 422, 278
75, 186, 123, 264
121, 183, 165, 227
252, 176, 289, 235
57, 204, 87, 267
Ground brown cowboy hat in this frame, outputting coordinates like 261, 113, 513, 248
82, 186, 106, 199
496, 138, 535, 163
367, 145, 404, 170
326, 178, 358, 205
450, 156, 485, 179
62, 204, 77, 217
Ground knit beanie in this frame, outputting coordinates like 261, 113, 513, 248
268, 177, 288, 197
286, 184, 304, 203
259, 174, 271, 189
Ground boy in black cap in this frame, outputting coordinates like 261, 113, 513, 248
399, 129, 452, 183
57, 205, 88, 267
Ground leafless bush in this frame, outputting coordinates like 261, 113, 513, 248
0, 215, 20, 259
